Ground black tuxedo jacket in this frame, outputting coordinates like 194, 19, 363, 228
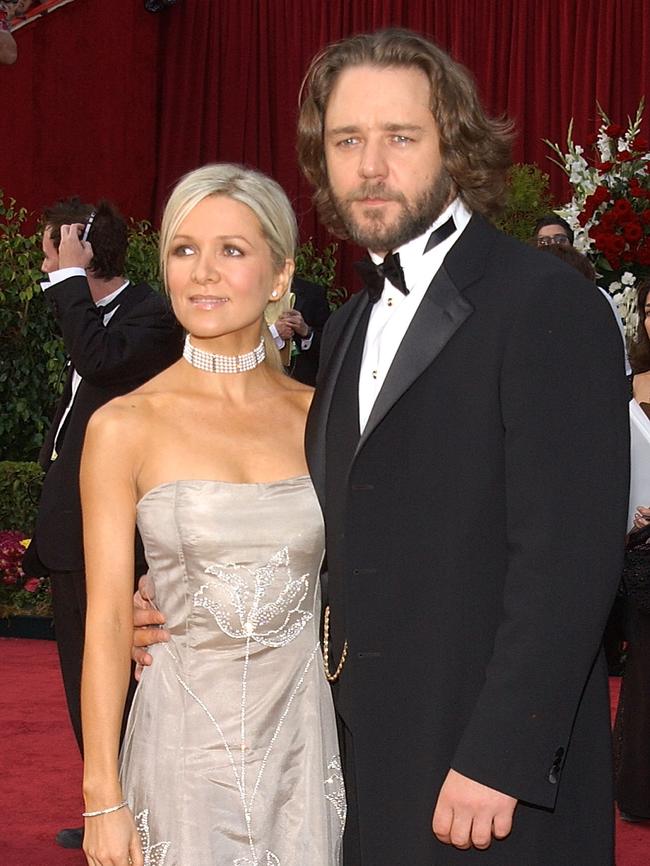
23, 276, 183, 575
285, 276, 330, 386
306, 215, 629, 865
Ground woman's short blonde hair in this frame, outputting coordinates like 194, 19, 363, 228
160, 163, 298, 370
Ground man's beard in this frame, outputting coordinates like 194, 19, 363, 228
330, 168, 454, 253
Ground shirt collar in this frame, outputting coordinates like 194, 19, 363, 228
370, 196, 472, 288
369, 196, 472, 267
96, 280, 129, 307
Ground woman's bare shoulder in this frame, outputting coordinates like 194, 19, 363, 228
85, 388, 167, 454
89, 364, 183, 434
276, 372, 314, 408
634, 370, 650, 403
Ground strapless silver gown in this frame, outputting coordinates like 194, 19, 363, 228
119, 478, 345, 866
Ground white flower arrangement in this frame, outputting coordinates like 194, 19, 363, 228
545, 100, 650, 342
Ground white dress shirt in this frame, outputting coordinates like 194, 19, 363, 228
358, 197, 471, 432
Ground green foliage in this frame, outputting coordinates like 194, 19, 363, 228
125, 219, 162, 290
295, 239, 347, 309
0, 461, 44, 535
494, 163, 555, 242
0, 193, 67, 462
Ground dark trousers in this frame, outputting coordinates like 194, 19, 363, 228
614, 606, 650, 816
50, 569, 137, 757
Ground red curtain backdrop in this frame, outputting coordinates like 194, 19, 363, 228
2, 0, 648, 290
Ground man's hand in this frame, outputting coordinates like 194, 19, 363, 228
132, 573, 170, 680
58, 223, 94, 270
274, 317, 294, 340
633, 505, 650, 529
432, 768, 517, 850
277, 309, 310, 339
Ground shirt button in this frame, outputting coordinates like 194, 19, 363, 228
372, 370, 378, 379
387, 297, 393, 306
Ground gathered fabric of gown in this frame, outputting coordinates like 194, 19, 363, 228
119, 477, 345, 866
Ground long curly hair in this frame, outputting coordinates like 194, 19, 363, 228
297, 28, 514, 238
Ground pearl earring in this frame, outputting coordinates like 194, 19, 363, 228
271, 290, 278, 298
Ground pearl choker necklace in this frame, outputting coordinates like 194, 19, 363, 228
183, 334, 265, 373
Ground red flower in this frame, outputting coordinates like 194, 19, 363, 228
600, 211, 617, 230
606, 123, 624, 137
594, 160, 614, 172
23, 578, 40, 593
633, 135, 650, 153
618, 150, 637, 163
611, 235, 626, 253
630, 178, 643, 196
637, 243, 650, 266
593, 185, 610, 205
642, 209, 650, 225
585, 187, 610, 216
612, 198, 633, 219
624, 222, 643, 243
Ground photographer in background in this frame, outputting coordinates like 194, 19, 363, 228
22, 197, 183, 850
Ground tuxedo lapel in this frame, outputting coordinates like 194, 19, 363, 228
356, 264, 474, 453
306, 291, 371, 502
104, 281, 150, 325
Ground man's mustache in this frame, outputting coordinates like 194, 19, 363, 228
345, 185, 407, 205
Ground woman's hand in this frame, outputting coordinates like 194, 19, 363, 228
83, 806, 143, 866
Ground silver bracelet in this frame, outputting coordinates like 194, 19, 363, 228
82, 799, 128, 818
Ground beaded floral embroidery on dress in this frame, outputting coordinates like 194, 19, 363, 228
135, 809, 171, 865
234, 852, 281, 866
195, 546, 313, 647
324, 756, 347, 836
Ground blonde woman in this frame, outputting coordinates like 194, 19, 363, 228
80, 164, 344, 866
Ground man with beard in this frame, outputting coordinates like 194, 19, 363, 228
132, 29, 629, 865
296, 28, 628, 866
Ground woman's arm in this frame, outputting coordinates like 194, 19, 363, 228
79, 404, 144, 866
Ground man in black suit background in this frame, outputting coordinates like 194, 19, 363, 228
297, 28, 629, 865
22, 197, 183, 848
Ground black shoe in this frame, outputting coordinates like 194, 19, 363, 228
55, 826, 84, 848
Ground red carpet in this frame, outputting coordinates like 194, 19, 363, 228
1, 638, 649, 865
1, 638, 85, 866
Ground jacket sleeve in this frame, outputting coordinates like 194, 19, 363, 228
45, 276, 181, 386
450, 274, 629, 808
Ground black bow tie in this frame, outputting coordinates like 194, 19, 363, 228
355, 252, 407, 303
355, 216, 457, 303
